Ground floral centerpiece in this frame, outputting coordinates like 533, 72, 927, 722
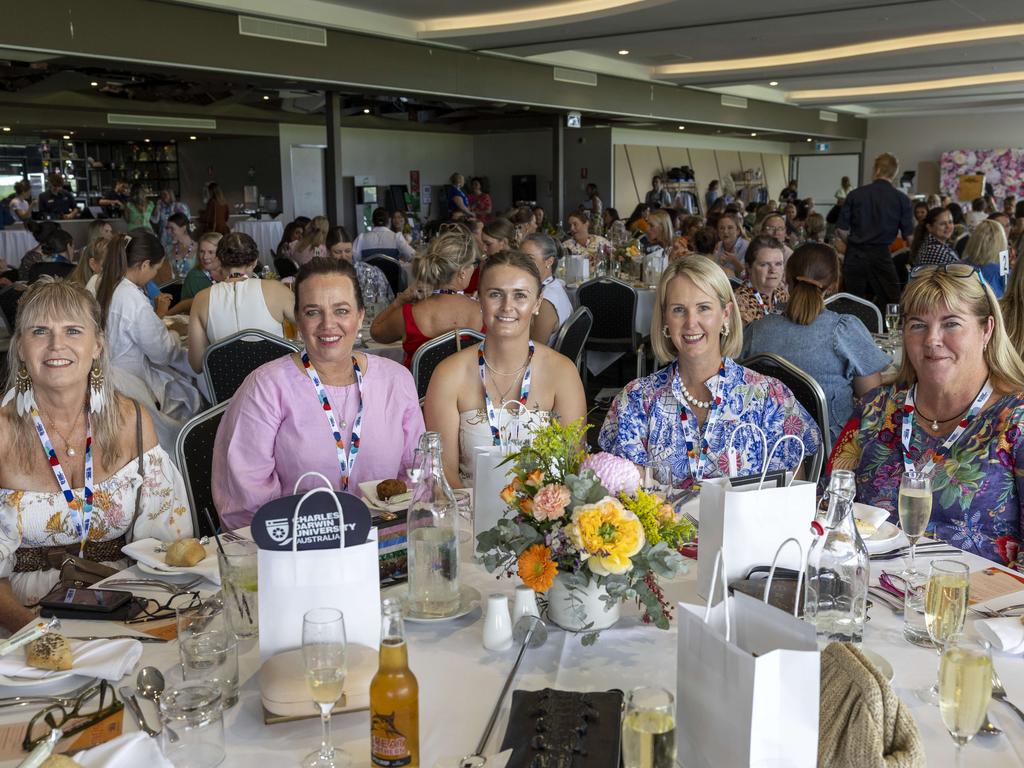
476, 419, 694, 642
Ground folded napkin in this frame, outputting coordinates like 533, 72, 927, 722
976, 616, 1024, 653
72, 731, 173, 768
121, 538, 221, 585
819, 643, 925, 768
0, 637, 142, 682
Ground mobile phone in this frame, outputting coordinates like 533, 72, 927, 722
39, 586, 133, 615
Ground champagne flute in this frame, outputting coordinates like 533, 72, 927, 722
622, 686, 677, 768
302, 608, 348, 768
938, 634, 992, 768
898, 471, 933, 575
885, 303, 901, 348
918, 559, 970, 705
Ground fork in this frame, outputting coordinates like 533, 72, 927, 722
103, 576, 205, 593
0, 677, 99, 710
991, 668, 1024, 725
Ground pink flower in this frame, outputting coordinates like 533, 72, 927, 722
532, 483, 572, 521
581, 452, 641, 496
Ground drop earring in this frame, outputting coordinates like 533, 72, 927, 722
662, 325, 671, 338
1, 365, 36, 416
89, 364, 106, 414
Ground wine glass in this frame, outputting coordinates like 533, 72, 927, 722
622, 686, 677, 768
885, 303, 901, 348
898, 470, 933, 575
918, 559, 970, 704
938, 634, 992, 768
302, 608, 348, 768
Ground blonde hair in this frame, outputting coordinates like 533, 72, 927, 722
651, 255, 743, 363
873, 152, 899, 180
647, 210, 674, 247
4, 278, 124, 471
1000, 259, 1024, 351
898, 269, 1024, 392
962, 220, 1006, 267
412, 230, 479, 290
295, 216, 329, 253
70, 237, 109, 286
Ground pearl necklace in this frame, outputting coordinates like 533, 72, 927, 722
679, 379, 711, 409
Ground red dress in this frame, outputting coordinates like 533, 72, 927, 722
401, 302, 431, 368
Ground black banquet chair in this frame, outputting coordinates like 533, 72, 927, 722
824, 292, 884, 334
411, 328, 485, 402
175, 401, 230, 537
364, 254, 404, 296
553, 306, 594, 376
274, 257, 299, 279
739, 352, 829, 483
202, 329, 301, 404
28, 261, 75, 282
576, 277, 647, 380
158, 280, 183, 306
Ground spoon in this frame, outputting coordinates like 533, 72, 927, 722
137, 666, 178, 742
119, 686, 158, 737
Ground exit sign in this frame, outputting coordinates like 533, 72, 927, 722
815, 142, 831, 152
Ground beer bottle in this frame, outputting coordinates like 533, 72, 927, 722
370, 597, 419, 767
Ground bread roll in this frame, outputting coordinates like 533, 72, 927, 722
41, 756, 84, 768
165, 537, 207, 567
376, 479, 407, 501
26, 633, 73, 671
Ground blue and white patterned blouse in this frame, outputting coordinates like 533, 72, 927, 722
598, 357, 822, 487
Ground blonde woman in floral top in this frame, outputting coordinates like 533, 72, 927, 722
562, 211, 610, 261
0, 280, 191, 628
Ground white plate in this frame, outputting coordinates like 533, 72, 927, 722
862, 648, 895, 683
868, 521, 900, 547
853, 502, 890, 530
358, 479, 413, 514
384, 584, 482, 623
0, 669, 77, 688
137, 555, 216, 577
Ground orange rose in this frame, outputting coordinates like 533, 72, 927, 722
500, 484, 517, 505
526, 469, 546, 488
519, 498, 535, 516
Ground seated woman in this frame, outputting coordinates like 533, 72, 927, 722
165, 212, 196, 277
742, 242, 890, 444
829, 264, 1024, 567
910, 207, 958, 267
326, 226, 394, 307
0, 279, 191, 627
712, 212, 748, 280
71, 236, 110, 293
599, 256, 821, 486
180, 232, 223, 305
424, 250, 587, 488
641, 209, 674, 255
961, 219, 1008, 298
562, 211, 611, 260
756, 213, 794, 261
521, 233, 572, 346
96, 231, 203, 452
733, 235, 790, 325
19, 226, 74, 282
186, 232, 296, 373
212, 257, 424, 529
370, 229, 482, 367
290, 215, 329, 266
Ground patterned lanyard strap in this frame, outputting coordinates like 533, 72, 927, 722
432, 289, 463, 296
478, 341, 535, 446
301, 352, 364, 490
747, 281, 769, 317
901, 379, 992, 477
673, 359, 727, 485
30, 408, 94, 558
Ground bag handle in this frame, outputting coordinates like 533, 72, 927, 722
703, 548, 732, 643
725, 423, 766, 478
757, 434, 806, 489
764, 537, 805, 618
290, 487, 347, 553
498, 400, 528, 455
292, 471, 335, 495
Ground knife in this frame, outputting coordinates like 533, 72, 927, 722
67, 635, 170, 643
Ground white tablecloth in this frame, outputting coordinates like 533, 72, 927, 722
0, 230, 38, 269
232, 219, 283, 268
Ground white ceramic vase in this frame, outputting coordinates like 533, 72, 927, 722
545, 575, 621, 632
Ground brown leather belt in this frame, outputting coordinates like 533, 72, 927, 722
14, 536, 127, 573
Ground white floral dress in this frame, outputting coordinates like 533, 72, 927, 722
0, 447, 193, 605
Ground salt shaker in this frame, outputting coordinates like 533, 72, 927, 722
512, 585, 540, 623
483, 594, 513, 651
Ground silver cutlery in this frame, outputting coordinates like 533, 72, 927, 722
969, 602, 1024, 619
120, 685, 158, 736
992, 668, 1024, 725
67, 635, 170, 644
867, 587, 903, 613
0, 678, 98, 710
102, 576, 205, 593
870, 547, 960, 561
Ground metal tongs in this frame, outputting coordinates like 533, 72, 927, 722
0, 617, 60, 658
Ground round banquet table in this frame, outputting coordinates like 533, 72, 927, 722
231, 219, 284, 269
0, 229, 39, 269
565, 282, 656, 375
2, 532, 1021, 767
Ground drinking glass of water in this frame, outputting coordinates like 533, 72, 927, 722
898, 470, 932, 575
302, 608, 348, 768
622, 686, 676, 768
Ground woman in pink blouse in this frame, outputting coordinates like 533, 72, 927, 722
212, 257, 425, 530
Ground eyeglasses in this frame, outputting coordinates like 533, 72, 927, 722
908, 262, 987, 288
23, 680, 123, 751
124, 591, 201, 624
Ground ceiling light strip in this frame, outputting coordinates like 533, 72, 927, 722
421, 0, 653, 33
789, 70, 1024, 101
107, 114, 218, 130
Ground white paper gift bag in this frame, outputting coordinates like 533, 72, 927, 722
255, 483, 381, 662
677, 550, 819, 768
472, 404, 529, 545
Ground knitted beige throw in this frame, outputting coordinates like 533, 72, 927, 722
818, 643, 925, 768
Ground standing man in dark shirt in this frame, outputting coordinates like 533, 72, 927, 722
836, 153, 914, 310
98, 179, 129, 217
779, 179, 799, 203
36, 173, 79, 220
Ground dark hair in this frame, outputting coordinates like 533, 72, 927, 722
483, 217, 518, 246
207, 182, 226, 205
167, 212, 190, 231
988, 211, 1010, 223
371, 207, 389, 227
784, 242, 839, 326
277, 221, 304, 254
1015, 201, 1024, 220
744, 235, 785, 267
603, 207, 620, 224
294, 216, 311, 228
521, 233, 562, 271
708, 180, 720, 191
325, 226, 353, 249
478, 250, 542, 294
13, 180, 30, 196
40, 228, 73, 257
913, 200, 929, 215
96, 230, 165, 328
971, 197, 986, 212
910, 207, 951, 262
510, 206, 534, 226
625, 204, 649, 228
293, 256, 364, 315
692, 226, 718, 255
217, 232, 260, 269
946, 202, 965, 225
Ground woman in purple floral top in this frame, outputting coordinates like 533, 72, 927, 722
830, 264, 1024, 568
599, 256, 821, 486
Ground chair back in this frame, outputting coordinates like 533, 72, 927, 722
274, 257, 298, 279
28, 261, 75, 282
824, 292, 884, 334
0, 286, 19, 333
364, 254, 403, 296
175, 401, 230, 537
203, 329, 301, 404
576, 277, 638, 347
553, 306, 594, 374
158, 280, 183, 306
411, 328, 485, 401
739, 352, 829, 483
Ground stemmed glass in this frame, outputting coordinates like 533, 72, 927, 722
938, 634, 992, 768
622, 686, 677, 768
302, 608, 348, 768
919, 559, 970, 704
885, 303, 901, 350
898, 470, 933, 575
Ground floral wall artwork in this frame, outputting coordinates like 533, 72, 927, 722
940, 149, 1024, 201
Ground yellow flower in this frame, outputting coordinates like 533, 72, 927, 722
517, 544, 558, 592
566, 496, 645, 576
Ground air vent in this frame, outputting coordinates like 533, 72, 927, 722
238, 15, 327, 47
721, 95, 748, 109
553, 67, 597, 87
819, 110, 838, 122
107, 114, 217, 130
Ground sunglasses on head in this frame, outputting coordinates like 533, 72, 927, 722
908, 262, 987, 288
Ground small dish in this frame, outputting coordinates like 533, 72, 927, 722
867, 521, 901, 548
861, 648, 894, 683
383, 584, 482, 623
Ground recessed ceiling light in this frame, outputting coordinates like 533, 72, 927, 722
769, 81, 779, 86
189, 135, 197, 140
1, 127, 10, 132
144, 138, 150, 143
363, 108, 371, 114
806, 137, 813, 142
677, 125, 685, 130
262, 95, 270, 101
750, 132, 758, 137
618, 50, 629, 55
62, 135, 70, 139
90, 81, 98, 87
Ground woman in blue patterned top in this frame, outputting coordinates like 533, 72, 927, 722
599, 256, 821, 486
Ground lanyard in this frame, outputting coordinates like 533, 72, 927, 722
672, 360, 727, 486
31, 408, 93, 557
301, 352, 364, 490
478, 341, 534, 446
432, 289, 463, 296
901, 380, 992, 476
747, 281, 770, 317
541, 276, 554, 288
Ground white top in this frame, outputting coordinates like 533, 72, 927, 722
458, 408, 552, 484
85, 273, 100, 296
353, 226, 416, 263
8, 198, 29, 220
205, 278, 283, 344
541, 278, 573, 346
0, 446, 192, 605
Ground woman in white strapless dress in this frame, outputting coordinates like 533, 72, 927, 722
424, 250, 587, 488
